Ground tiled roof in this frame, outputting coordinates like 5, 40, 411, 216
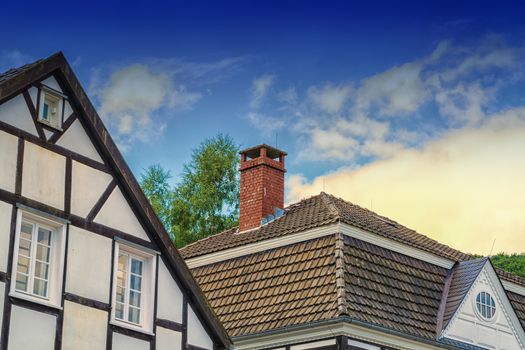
0, 59, 45, 85
183, 192, 525, 344
190, 235, 338, 337
191, 234, 450, 339
343, 235, 449, 339
181, 192, 469, 261
508, 291, 525, 330
441, 258, 488, 331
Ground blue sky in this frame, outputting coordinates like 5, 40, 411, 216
2, 0, 525, 253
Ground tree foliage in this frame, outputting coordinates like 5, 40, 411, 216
490, 253, 525, 279
140, 134, 240, 248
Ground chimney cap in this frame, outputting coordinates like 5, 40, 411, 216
240, 144, 287, 159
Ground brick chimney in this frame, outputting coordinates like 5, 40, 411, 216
239, 144, 287, 232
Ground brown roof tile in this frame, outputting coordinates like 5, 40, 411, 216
190, 235, 338, 337
181, 193, 470, 262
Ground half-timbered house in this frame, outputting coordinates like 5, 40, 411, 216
181, 144, 525, 350
0, 53, 230, 350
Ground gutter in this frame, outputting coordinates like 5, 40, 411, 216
232, 317, 469, 350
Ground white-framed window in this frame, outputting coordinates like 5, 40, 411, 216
38, 86, 64, 130
10, 208, 67, 308
111, 241, 156, 334
475, 291, 497, 320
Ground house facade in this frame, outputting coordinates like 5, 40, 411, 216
181, 144, 525, 350
0, 53, 230, 350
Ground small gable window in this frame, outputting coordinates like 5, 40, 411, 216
475, 291, 496, 320
38, 87, 64, 129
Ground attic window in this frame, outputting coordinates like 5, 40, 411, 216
475, 291, 496, 320
38, 87, 64, 129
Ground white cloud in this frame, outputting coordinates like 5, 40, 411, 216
355, 62, 428, 116
308, 83, 352, 114
287, 107, 525, 254
269, 37, 524, 163
91, 56, 244, 151
250, 74, 275, 108
246, 112, 286, 136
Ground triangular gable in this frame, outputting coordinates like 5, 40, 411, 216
440, 259, 525, 349
0, 53, 230, 347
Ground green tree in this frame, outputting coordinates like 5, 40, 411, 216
140, 134, 240, 248
491, 253, 525, 279
140, 164, 173, 237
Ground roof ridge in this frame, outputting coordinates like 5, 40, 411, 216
320, 192, 341, 220
334, 232, 348, 317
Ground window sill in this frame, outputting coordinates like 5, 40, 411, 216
110, 320, 155, 336
9, 291, 62, 310
37, 119, 63, 132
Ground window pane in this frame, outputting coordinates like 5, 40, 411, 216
116, 286, 125, 303
130, 275, 142, 291
21, 222, 33, 239
36, 245, 51, 262
15, 273, 28, 292
117, 270, 126, 288
115, 302, 124, 320
131, 259, 143, 275
37, 228, 52, 246
34, 261, 49, 280
129, 290, 141, 308
18, 238, 31, 257
16, 256, 30, 274
128, 307, 140, 324
33, 278, 48, 297
118, 254, 128, 272
43, 103, 49, 119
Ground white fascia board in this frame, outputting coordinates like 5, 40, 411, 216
232, 320, 449, 350
186, 222, 455, 269
502, 280, 525, 296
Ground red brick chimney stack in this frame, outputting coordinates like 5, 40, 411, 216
239, 144, 287, 232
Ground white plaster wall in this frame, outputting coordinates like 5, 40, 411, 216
113, 332, 149, 350
8, 305, 56, 349
22, 142, 66, 210
0, 131, 18, 193
157, 260, 183, 323
156, 326, 182, 350
41, 76, 62, 92
188, 304, 213, 350
62, 300, 108, 350
55, 119, 103, 163
43, 129, 54, 141
95, 187, 150, 241
66, 226, 113, 302
0, 202, 13, 272
0, 94, 38, 136
71, 161, 113, 218
0, 281, 4, 331
444, 268, 522, 350
28, 87, 38, 107
63, 100, 74, 119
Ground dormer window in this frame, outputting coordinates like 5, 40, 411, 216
38, 87, 64, 129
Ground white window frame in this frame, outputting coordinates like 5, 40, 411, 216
10, 208, 67, 309
38, 86, 65, 130
111, 240, 156, 334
